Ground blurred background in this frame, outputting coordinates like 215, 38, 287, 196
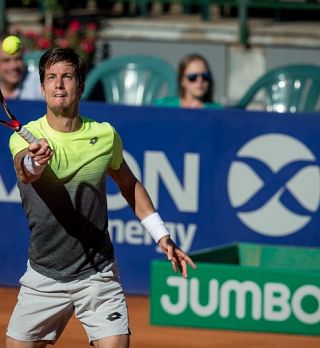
2, 0, 320, 106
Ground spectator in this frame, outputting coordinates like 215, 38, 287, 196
0, 36, 43, 100
154, 53, 222, 109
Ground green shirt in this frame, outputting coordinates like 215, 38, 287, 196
153, 96, 223, 109
10, 115, 123, 281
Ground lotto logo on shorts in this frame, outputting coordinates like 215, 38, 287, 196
227, 133, 320, 237
106, 312, 122, 321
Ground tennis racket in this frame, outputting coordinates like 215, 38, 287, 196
0, 89, 38, 144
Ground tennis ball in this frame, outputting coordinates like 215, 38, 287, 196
2, 35, 22, 55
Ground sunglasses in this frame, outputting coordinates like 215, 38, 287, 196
185, 72, 211, 82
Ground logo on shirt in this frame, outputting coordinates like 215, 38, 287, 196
89, 137, 98, 145
106, 312, 122, 321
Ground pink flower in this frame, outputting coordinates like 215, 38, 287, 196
25, 31, 38, 40
86, 23, 97, 31
17, 19, 96, 67
68, 20, 81, 33
55, 38, 70, 49
54, 28, 65, 37
80, 41, 95, 54
37, 37, 51, 49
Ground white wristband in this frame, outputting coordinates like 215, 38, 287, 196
23, 155, 45, 176
141, 212, 170, 243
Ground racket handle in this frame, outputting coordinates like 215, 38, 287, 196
17, 126, 38, 144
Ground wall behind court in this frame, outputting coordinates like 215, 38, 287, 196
0, 100, 319, 294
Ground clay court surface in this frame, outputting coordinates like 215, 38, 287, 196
1, 287, 319, 347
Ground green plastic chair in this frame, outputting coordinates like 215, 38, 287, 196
23, 50, 45, 72
236, 64, 320, 113
82, 55, 177, 105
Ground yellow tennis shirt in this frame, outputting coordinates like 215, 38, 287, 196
9, 115, 123, 281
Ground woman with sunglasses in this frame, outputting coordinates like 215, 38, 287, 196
154, 53, 222, 109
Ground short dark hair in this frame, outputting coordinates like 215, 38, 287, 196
178, 53, 214, 103
39, 48, 87, 85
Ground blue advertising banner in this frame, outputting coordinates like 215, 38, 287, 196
0, 100, 319, 293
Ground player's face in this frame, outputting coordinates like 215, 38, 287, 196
182, 59, 210, 99
0, 48, 25, 87
41, 62, 83, 115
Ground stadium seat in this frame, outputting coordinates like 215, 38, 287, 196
23, 50, 45, 72
82, 55, 177, 105
235, 64, 320, 113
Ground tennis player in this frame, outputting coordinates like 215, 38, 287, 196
5, 48, 196, 348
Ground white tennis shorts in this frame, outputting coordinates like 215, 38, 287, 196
6, 261, 130, 344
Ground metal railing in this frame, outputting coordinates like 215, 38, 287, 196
126, 0, 320, 45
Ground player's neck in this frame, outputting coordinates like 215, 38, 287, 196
46, 112, 82, 133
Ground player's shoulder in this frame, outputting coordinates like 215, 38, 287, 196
24, 115, 46, 127
80, 116, 119, 141
81, 116, 115, 131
